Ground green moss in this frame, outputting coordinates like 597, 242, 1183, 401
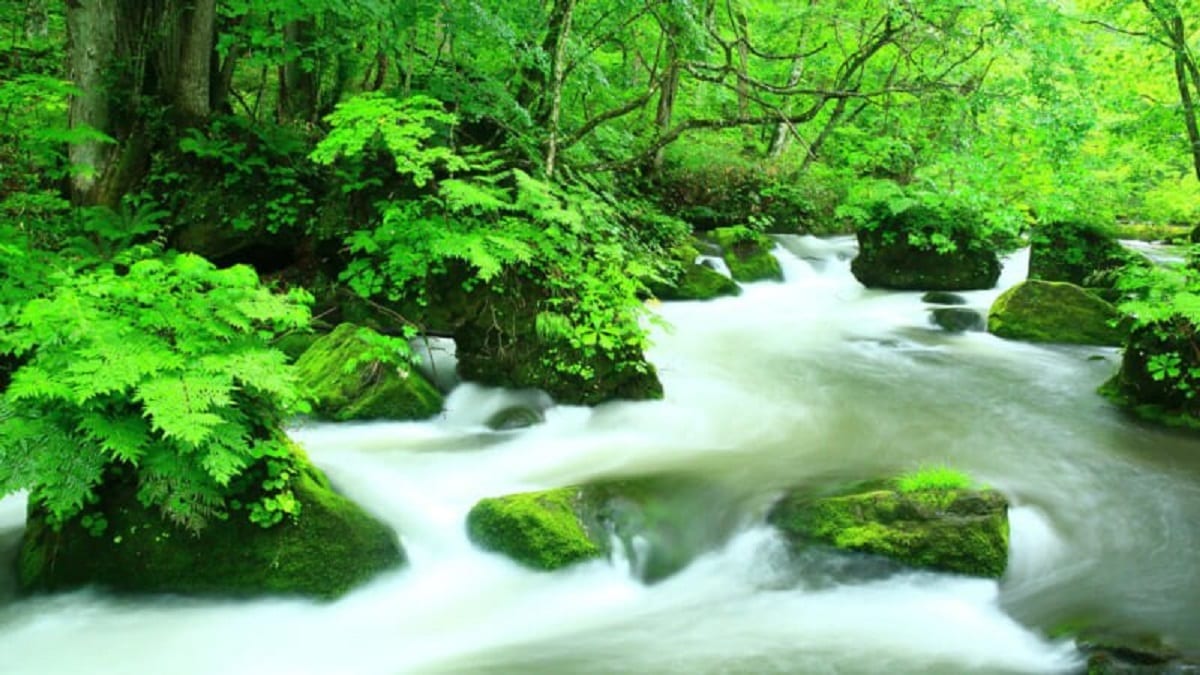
654, 263, 742, 301
988, 280, 1125, 346
18, 459, 404, 600
466, 487, 605, 570
768, 482, 1009, 578
710, 227, 783, 283
294, 323, 443, 421
273, 331, 321, 362
897, 466, 973, 492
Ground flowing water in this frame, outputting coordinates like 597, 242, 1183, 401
3, 237, 1200, 674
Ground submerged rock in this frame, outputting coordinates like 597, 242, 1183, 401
768, 480, 1009, 578
710, 227, 783, 283
988, 280, 1124, 346
1078, 632, 1200, 675
18, 460, 404, 600
485, 405, 545, 431
930, 307, 985, 333
851, 215, 1001, 291
921, 291, 968, 306
294, 323, 444, 421
466, 487, 607, 570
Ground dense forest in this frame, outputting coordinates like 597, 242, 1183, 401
3, 0, 1200, 655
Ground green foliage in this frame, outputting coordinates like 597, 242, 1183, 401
169, 116, 317, 234
838, 179, 1024, 254
896, 466, 973, 493
0, 252, 312, 532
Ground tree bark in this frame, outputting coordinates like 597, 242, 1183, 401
67, 0, 118, 204
543, 0, 576, 179
175, 0, 216, 124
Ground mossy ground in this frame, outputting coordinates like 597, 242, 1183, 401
769, 481, 1009, 578
294, 323, 443, 421
988, 280, 1124, 346
18, 460, 404, 600
465, 487, 605, 570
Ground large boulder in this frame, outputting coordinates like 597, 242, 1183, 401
18, 460, 404, 599
454, 272, 663, 406
768, 478, 1009, 578
1103, 316, 1200, 427
851, 208, 1001, 291
294, 323, 444, 421
1028, 221, 1132, 287
709, 227, 783, 283
652, 263, 741, 301
988, 280, 1124, 346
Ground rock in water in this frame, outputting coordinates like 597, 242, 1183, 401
851, 215, 1000, 291
294, 323, 443, 421
930, 307, 985, 333
768, 481, 1009, 578
466, 487, 606, 570
988, 280, 1124, 346
652, 262, 742, 301
710, 227, 783, 283
18, 461, 404, 599
921, 291, 968, 305
485, 405, 545, 431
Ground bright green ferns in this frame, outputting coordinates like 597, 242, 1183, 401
0, 252, 312, 531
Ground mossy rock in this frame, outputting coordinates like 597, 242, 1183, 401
466, 487, 607, 570
768, 481, 1009, 578
453, 272, 663, 406
273, 331, 322, 362
988, 280, 1125, 346
18, 461, 404, 600
652, 263, 741, 301
294, 323, 443, 421
465, 478, 742, 581
710, 227, 783, 283
851, 217, 1001, 291
1078, 631, 1197, 674
1028, 221, 1133, 287
1103, 317, 1200, 427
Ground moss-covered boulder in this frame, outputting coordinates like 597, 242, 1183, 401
851, 211, 1001, 290
1103, 316, 1200, 427
18, 462, 404, 599
1028, 221, 1133, 287
466, 487, 607, 570
710, 227, 783, 283
988, 280, 1125, 346
768, 480, 1009, 578
294, 323, 443, 421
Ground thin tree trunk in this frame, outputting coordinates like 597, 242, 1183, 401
282, 18, 319, 123
651, 27, 679, 173
544, 0, 576, 180
25, 0, 48, 40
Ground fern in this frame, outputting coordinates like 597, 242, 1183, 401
0, 252, 312, 531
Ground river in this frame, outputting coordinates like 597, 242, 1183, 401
2, 236, 1198, 674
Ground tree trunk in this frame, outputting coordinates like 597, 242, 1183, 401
175, 0, 216, 124
651, 28, 680, 173
281, 18, 319, 123
543, 0, 576, 180
67, 0, 118, 204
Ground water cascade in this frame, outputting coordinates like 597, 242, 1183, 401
3, 236, 1199, 674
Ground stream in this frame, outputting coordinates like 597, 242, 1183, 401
2, 236, 1200, 674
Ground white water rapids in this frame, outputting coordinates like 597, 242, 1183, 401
3, 236, 1200, 674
